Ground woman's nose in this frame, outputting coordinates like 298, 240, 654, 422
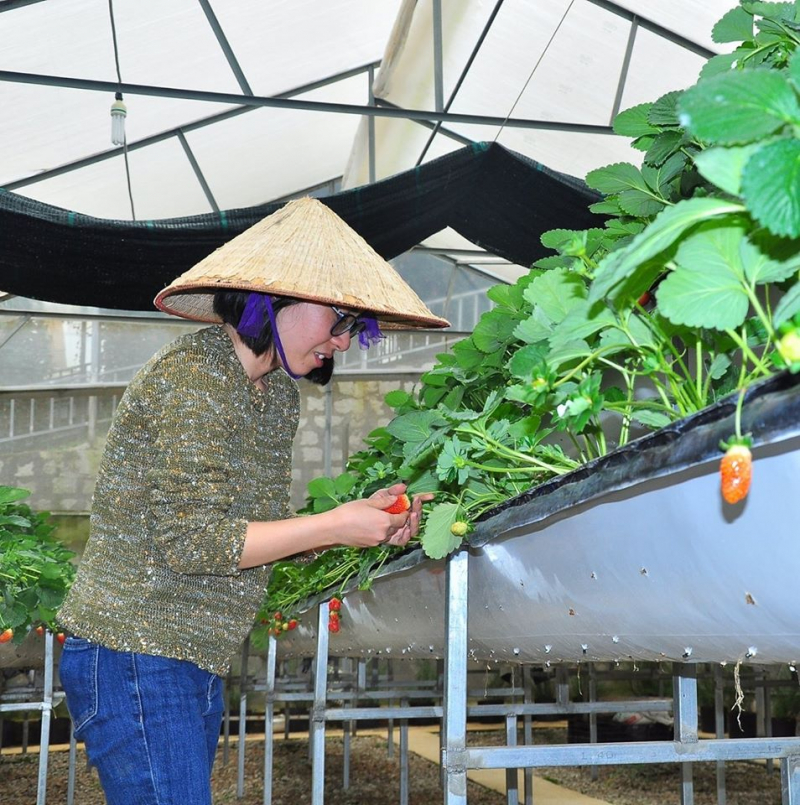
330, 330, 352, 351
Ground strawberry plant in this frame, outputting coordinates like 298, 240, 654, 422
257, 1, 800, 634
0, 486, 76, 645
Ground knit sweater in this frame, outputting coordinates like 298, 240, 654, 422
58, 326, 300, 675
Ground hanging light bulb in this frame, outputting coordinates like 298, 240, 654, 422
110, 91, 127, 146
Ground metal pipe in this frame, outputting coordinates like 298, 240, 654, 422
311, 603, 331, 805
0, 71, 616, 135
443, 549, 469, 804
263, 635, 277, 805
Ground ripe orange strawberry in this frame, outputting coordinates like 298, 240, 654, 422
56, 632, 66, 645
383, 494, 410, 514
0, 628, 13, 644
720, 442, 752, 504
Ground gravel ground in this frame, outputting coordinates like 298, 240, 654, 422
1, 734, 504, 805
1, 726, 784, 804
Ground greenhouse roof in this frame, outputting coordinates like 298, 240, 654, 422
0, 0, 734, 293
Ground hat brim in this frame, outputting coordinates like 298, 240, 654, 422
153, 198, 451, 330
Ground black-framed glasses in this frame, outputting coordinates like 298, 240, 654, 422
330, 305, 367, 337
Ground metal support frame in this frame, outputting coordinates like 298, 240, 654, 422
438, 549, 800, 805
0, 631, 59, 805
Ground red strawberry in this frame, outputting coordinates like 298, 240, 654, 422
35, 625, 45, 637
56, 632, 66, 645
720, 442, 752, 504
329, 597, 341, 612
287, 619, 298, 630
0, 628, 13, 644
383, 494, 410, 515
328, 619, 340, 634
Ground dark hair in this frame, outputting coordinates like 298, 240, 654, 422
212, 290, 334, 386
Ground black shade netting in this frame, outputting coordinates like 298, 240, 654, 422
0, 142, 601, 312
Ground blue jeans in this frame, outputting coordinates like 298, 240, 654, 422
59, 637, 224, 805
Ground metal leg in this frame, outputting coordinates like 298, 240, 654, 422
237, 636, 250, 799
443, 548, 469, 805
388, 660, 395, 759
263, 635, 277, 805
312, 602, 331, 805
589, 664, 599, 782
66, 721, 77, 805
505, 713, 519, 805
714, 665, 727, 805
523, 669, 533, 805
400, 696, 409, 805
782, 754, 800, 804
343, 713, 351, 789
36, 630, 54, 805
674, 664, 697, 805
755, 667, 770, 776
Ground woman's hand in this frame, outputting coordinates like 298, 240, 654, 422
239, 484, 434, 569
333, 483, 434, 550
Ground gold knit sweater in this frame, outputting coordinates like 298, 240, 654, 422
58, 326, 299, 675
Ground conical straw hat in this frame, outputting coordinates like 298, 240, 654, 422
154, 197, 450, 329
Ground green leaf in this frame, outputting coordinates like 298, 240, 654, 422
507, 343, 549, 380
588, 198, 623, 215
333, 473, 357, 497
547, 339, 593, 371
790, 49, 800, 93
405, 469, 440, 496
657, 224, 751, 330
648, 91, 683, 127
644, 130, 685, 167
385, 411, 447, 443
693, 142, 764, 195
514, 311, 552, 345
613, 103, 658, 137
617, 188, 666, 217
774, 282, 800, 326
451, 337, 485, 370
486, 282, 525, 311
548, 300, 616, 350
0, 515, 32, 528
585, 162, 647, 195
522, 268, 587, 323
384, 390, 413, 409
307, 477, 337, 500
700, 51, 742, 81
0, 487, 30, 506
741, 139, 800, 237
589, 198, 746, 302
678, 70, 800, 145
472, 309, 518, 353
708, 353, 732, 380
740, 230, 800, 283
630, 409, 673, 429
712, 6, 754, 42
420, 502, 464, 560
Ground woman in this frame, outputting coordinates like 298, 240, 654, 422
57, 198, 449, 804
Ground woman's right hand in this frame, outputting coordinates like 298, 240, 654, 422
329, 493, 411, 549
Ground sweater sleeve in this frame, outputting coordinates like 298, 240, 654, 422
145, 353, 250, 577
